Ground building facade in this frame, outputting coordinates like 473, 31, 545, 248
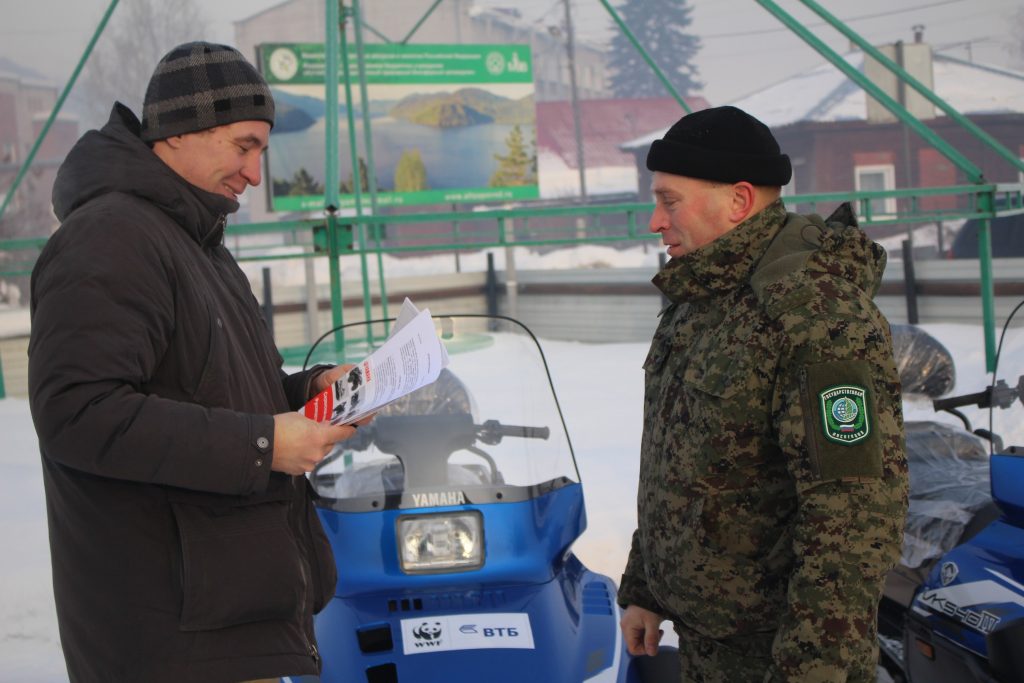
623, 45, 1024, 221
0, 70, 77, 237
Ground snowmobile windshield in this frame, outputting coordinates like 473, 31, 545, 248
307, 315, 580, 512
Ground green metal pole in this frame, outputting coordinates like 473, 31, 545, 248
325, 0, 345, 351
327, 214, 345, 354
325, 2, 340, 210
358, 21, 393, 44
976, 189, 998, 371
797, 0, 1024, 177
978, 221, 996, 371
0, 0, 120, 221
400, 0, 446, 45
0, 349, 6, 399
753, 0, 985, 185
352, 0, 389, 331
340, 13, 363, 218
759, 0, 999, 368
340, 5, 374, 352
595, 0, 691, 113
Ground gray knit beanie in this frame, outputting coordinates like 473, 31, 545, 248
140, 41, 275, 142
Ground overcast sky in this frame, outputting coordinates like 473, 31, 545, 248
0, 0, 1020, 106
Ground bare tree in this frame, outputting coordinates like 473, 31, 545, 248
78, 0, 210, 128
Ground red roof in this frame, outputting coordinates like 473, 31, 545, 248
536, 96, 709, 169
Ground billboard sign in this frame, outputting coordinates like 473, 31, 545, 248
260, 43, 538, 212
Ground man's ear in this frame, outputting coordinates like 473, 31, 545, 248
162, 135, 186, 150
727, 182, 756, 223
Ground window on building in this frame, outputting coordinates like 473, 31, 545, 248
854, 163, 896, 216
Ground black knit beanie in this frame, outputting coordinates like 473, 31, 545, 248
140, 42, 275, 142
646, 106, 791, 186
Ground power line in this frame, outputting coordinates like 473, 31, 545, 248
701, 0, 967, 40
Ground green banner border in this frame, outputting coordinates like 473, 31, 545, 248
261, 43, 533, 85
272, 185, 540, 212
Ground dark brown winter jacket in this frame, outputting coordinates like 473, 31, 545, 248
28, 103, 337, 683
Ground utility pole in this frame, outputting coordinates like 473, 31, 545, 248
562, 0, 587, 201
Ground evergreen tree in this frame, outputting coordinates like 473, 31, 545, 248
272, 168, 323, 196
340, 158, 372, 194
490, 125, 537, 187
394, 149, 428, 192
607, 0, 702, 98
289, 168, 324, 196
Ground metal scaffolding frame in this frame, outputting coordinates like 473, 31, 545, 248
2, 0, 1024, 394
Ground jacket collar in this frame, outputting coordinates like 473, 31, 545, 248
653, 199, 788, 303
53, 103, 237, 247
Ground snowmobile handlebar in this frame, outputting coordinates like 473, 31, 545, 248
932, 376, 1024, 413
335, 414, 550, 455
476, 420, 550, 445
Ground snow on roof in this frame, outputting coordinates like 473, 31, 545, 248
539, 96, 707, 168
0, 55, 55, 89
733, 52, 1024, 129
533, 96, 708, 196
622, 52, 1024, 149
470, 0, 612, 45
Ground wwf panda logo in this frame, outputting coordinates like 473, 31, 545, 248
413, 621, 443, 641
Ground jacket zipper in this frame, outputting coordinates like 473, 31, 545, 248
296, 534, 321, 668
294, 480, 321, 669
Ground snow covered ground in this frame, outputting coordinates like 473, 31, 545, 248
2, 319, 1021, 681
4, 231, 1019, 683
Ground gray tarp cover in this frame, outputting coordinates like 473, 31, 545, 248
894, 324, 991, 569
901, 421, 991, 568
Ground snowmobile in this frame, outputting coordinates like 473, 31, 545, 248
293, 315, 677, 683
877, 321, 1024, 683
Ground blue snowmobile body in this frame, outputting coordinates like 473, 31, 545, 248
879, 325, 1024, 683
897, 448, 1024, 683
292, 315, 673, 683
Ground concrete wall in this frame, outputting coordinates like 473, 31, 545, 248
877, 257, 1024, 325
4, 258, 1023, 397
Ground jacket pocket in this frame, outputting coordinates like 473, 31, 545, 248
171, 501, 303, 631
682, 351, 746, 400
190, 300, 231, 407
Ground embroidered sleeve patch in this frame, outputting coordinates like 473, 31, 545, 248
820, 385, 870, 444
802, 360, 883, 481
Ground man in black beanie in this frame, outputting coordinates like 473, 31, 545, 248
617, 106, 908, 682
30, 42, 361, 682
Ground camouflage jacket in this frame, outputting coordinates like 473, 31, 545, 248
619, 199, 908, 681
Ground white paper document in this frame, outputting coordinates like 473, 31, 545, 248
302, 299, 449, 425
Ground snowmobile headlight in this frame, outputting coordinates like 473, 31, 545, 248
397, 511, 483, 574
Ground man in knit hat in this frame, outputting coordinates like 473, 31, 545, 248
617, 106, 908, 682
29, 42, 359, 682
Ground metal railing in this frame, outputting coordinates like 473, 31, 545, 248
3, 0, 1024, 401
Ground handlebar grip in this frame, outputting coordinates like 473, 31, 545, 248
933, 390, 989, 412
478, 420, 550, 443
499, 425, 550, 440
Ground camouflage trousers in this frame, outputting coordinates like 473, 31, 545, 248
674, 626, 774, 683
673, 624, 877, 683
